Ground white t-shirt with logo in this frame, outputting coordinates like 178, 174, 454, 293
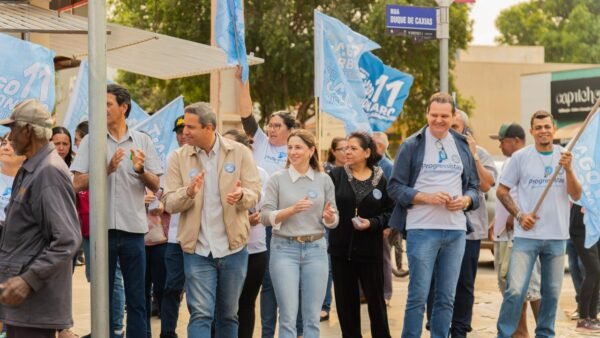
252, 128, 287, 175
499, 144, 570, 240
407, 128, 466, 231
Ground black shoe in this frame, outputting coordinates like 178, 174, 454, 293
320, 310, 329, 322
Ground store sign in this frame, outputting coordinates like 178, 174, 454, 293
551, 77, 600, 121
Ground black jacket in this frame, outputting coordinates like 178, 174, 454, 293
328, 166, 393, 259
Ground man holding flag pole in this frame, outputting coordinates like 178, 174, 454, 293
495, 110, 582, 337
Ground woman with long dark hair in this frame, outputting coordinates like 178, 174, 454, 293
323, 137, 348, 174
51, 126, 74, 167
328, 132, 393, 338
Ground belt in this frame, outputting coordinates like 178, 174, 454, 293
274, 233, 324, 244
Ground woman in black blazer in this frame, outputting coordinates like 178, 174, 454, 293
328, 132, 393, 338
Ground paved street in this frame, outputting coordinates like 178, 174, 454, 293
70, 250, 584, 337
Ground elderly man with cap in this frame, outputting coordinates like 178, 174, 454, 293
489, 122, 542, 338
0, 99, 81, 337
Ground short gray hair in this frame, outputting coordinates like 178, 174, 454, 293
371, 132, 389, 149
184, 102, 217, 128
456, 109, 470, 127
14, 121, 51, 140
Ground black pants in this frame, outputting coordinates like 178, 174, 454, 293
331, 255, 391, 338
237, 251, 268, 338
570, 204, 600, 319
6, 325, 56, 338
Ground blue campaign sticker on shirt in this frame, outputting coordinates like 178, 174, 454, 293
278, 152, 287, 160
307, 189, 318, 200
188, 168, 199, 178
372, 188, 382, 200
451, 154, 461, 164
224, 163, 236, 173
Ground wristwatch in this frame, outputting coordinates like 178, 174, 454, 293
473, 153, 480, 161
135, 165, 145, 174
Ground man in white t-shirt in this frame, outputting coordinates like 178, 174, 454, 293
489, 122, 541, 338
388, 92, 480, 338
495, 111, 582, 338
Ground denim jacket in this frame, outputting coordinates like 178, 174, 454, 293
388, 126, 480, 234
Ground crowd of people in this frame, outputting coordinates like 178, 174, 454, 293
0, 74, 598, 338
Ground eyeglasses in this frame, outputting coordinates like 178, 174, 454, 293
267, 123, 283, 130
435, 139, 447, 163
335, 147, 348, 152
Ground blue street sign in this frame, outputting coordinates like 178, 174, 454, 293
385, 5, 437, 41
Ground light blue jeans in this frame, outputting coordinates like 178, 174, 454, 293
402, 229, 466, 338
183, 248, 248, 338
269, 236, 328, 338
496, 238, 566, 338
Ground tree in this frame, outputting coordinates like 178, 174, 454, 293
109, 0, 473, 148
496, 0, 600, 63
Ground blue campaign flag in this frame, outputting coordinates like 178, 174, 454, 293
62, 60, 149, 136
572, 110, 600, 248
359, 52, 413, 132
0, 33, 55, 120
133, 96, 184, 166
314, 10, 380, 133
216, 0, 249, 82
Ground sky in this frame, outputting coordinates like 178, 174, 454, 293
469, 0, 528, 45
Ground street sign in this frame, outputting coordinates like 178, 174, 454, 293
385, 5, 437, 41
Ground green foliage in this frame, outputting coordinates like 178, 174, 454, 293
109, 0, 212, 113
496, 0, 600, 63
109, 0, 473, 148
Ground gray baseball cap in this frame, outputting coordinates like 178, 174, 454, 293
0, 99, 53, 128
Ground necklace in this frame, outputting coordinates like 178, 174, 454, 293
536, 149, 555, 178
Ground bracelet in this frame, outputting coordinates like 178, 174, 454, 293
473, 153, 480, 161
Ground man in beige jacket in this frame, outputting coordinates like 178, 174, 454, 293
161, 102, 261, 338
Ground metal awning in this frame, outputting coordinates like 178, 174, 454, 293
45, 23, 264, 79
0, 2, 90, 34
1, 2, 264, 80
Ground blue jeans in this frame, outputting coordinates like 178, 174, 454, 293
161, 243, 185, 338
183, 248, 248, 338
82, 237, 91, 282
322, 228, 332, 313
145, 243, 167, 338
402, 229, 466, 338
112, 262, 125, 337
269, 236, 328, 338
496, 238, 566, 338
261, 227, 303, 337
108, 230, 147, 338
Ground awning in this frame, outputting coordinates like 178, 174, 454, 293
1, 3, 264, 80
554, 122, 583, 140
0, 2, 89, 34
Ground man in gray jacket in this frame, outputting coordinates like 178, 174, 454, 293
0, 99, 81, 337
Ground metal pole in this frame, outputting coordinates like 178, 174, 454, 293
436, 0, 452, 93
88, 1, 109, 337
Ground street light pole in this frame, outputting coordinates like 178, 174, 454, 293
88, 1, 109, 337
436, 0, 452, 93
